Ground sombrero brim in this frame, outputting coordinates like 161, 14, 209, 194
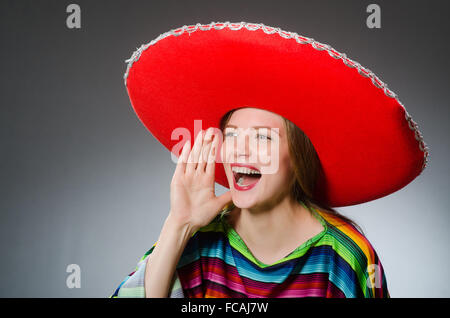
124, 21, 429, 207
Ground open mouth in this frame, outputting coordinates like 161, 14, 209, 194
231, 164, 262, 191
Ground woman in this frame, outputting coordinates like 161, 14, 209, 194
112, 21, 428, 298
112, 106, 389, 297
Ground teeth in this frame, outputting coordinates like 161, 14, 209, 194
231, 166, 261, 174
237, 177, 244, 186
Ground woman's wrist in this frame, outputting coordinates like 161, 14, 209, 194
162, 212, 196, 244
163, 212, 197, 235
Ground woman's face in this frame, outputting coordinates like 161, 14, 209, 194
221, 108, 293, 210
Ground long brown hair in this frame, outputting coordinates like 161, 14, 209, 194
219, 108, 364, 234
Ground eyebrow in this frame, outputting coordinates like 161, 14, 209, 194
224, 124, 280, 135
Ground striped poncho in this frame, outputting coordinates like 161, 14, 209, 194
112, 203, 389, 298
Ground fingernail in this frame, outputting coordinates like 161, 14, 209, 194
205, 128, 213, 140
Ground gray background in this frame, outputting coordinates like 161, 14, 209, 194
1, 0, 449, 297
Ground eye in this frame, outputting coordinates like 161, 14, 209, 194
256, 134, 271, 141
225, 131, 238, 137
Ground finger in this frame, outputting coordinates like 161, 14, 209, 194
186, 130, 204, 174
197, 129, 214, 173
174, 139, 190, 176
206, 132, 220, 176
213, 191, 232, 211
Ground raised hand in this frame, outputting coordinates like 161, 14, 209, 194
168, 129, 231, 234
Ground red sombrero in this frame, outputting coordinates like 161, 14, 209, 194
123, 21, 429, 207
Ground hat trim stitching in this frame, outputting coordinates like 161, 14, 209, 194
123, 21, 429, 172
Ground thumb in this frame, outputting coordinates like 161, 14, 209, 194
214, 191, 232, 210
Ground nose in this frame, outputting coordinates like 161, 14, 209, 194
235, 131, 251, 161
